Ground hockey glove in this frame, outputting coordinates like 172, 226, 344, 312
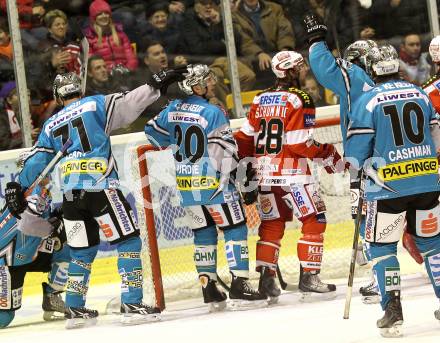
320, 144, 347, 174
5, 182, 28, 219
236, 160, 259, 205
303, 13, 327, 45
150, 65, 187, 95
48, 207, 66, 251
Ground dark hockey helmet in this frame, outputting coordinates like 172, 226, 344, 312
178, 64, 217, 95
344, 40, 378, 70
53, 72, 82, 104
366, 44, 399, 78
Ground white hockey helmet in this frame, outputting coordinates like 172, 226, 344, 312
178, 64, 216, 95
344, 39, 378, 70
271, 51, 304, 79
53, 72, 82, 103
429, 36, 440, 63
367, 44, 400, 77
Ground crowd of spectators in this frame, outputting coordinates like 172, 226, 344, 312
0, 0, 439, 150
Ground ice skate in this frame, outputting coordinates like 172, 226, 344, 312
298, 266, 336, 302
258, 267, 281, 305
359, 276, 381, 304
229, 272, 267, 310
200, 275, 227, 312
120, 303, 161, 325
65, 306, 99, 329
377, 291, 403, 338
42, 282, 65, 321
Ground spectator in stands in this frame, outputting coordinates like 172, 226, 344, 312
287, 0, 354, 52
180, 0, 256, 103
84, 0, 138, 72
399, 33, 431, 85
369, 0, 429, 39
107, 0, 146, 41
0, 17, 14, 83
0, 0, 48, 50
142, 1, 180, 55
128, 40, 186, 132
232, 0, 294, 87
0, 82, 23, 150
85, 54, 130, 96
0, 82, 40, 150
301, 73, 328, 107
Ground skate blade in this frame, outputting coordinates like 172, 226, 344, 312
379, 321, 403, 338
121, 313, 161, 325
65, 317, 98, 329
43, 311, 65, 321
299, 291, 337, 303
228, 299, 267, 311
361, 295, 381, 305
208, 301, 227, 313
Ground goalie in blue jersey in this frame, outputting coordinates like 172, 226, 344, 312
345, 45, 440, 337
0, 153, 70, 329
4, 68, 185, 328
145, 64, 267, 311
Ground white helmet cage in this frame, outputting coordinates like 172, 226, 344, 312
53, 72, 82, 103
178, 64, 217, 95
429, 35, 440, 63
368, 44, 400, 77
344, 39, 378, 70
271, 51, 304, 78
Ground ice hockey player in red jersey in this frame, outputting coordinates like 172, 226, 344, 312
423, 36, 440, 114
235, 51, 345, 303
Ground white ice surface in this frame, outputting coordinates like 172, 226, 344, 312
2, 274, 439, 343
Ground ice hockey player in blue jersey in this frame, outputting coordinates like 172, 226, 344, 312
4, 68, 185, 328
302, 13, 424, 303
0, 153, 70, 328
345, 45, 440, 337
145, 64, 267, 311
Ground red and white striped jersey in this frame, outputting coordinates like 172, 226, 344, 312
423, 73, 440, 114
235, 86, 329, 187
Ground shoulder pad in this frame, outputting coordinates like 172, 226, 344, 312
287, 87, 315, 109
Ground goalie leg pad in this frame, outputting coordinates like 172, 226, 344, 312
48, 245, 71, 292
194, 226, 218, 279
370, 242, 399, 310
256, 219, 284, 272
66, 245, 98, 308
224, 224, 249, 278
413, 235, 440, 298
117, 236, 143, 304
0, 311, 14, 328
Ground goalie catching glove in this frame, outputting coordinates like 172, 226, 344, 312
149, 65, 188, 95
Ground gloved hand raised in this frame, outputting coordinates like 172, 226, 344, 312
303, 13, 328, 45
150, 65, 187, 95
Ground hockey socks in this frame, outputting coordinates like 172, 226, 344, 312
48, 245, 70, 292
66, 245, 98, 308
224, 225, 249, 278
370, 242, 400, 310
117, 236, 143, 304
194, 226, 218, 280
414, 235, 440, 299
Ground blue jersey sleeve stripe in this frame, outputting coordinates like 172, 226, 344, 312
146, 120, 169, 136
336, 59, 352, 112
347, 128, 375, 139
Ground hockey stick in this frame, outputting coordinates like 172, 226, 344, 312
343, 170, 365, 319
276, 264, 298, 291
24, 139, 73, 196
216, 274, 231, 292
